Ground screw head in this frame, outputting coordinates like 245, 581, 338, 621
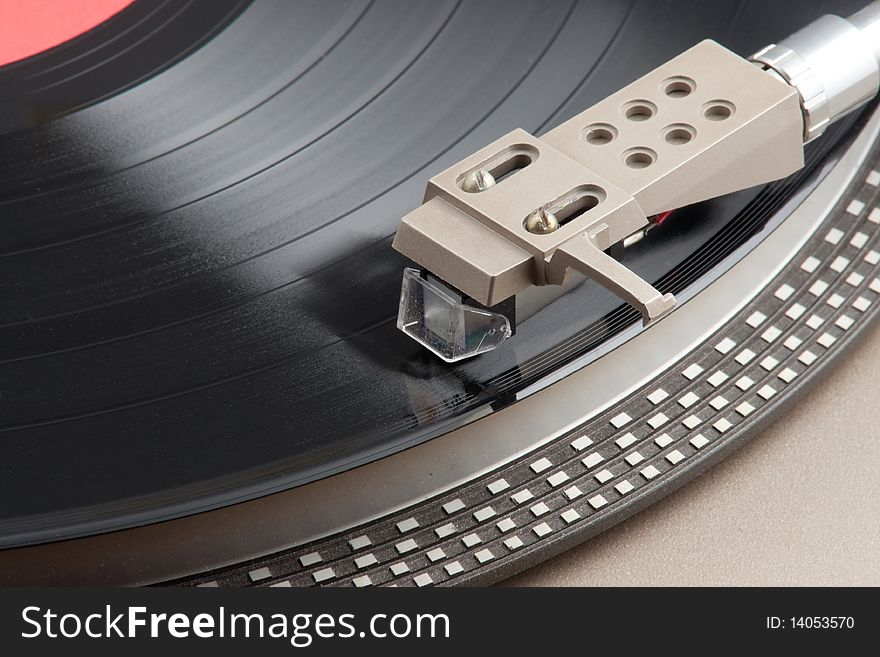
525, 207, 559, 234
461, 169, 496, 193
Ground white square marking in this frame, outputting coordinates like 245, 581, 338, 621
735, 349, 755, 365
615, 433, 637, 449
836, 315, 855, 330
654, 433, 673, 448
817, 332, 836, 348
443, 499, 465, 515
760, 355, 779, 371
708, 370, 728, 387
595, 468, 614, 484
564, 485, 582, 501
533, 523, 552, 538
487, 478, 510, 495
866, 170, 880, 186
746, 310, 767, 327
249, 567, 272, 582
869, 207, 880, 224
530, 502, 550, 517
615, 480, 635, 495
851, 232, 868, 249
690, 434, 709, 449
473, 506, 495, 522
588, 494, 608, 509
435, 523, 455, 539
736, 401, 755, 416
786, 304, 806, 320
666, 450, 685, 465
475, 548, 494, 563
610, 412, 632, 428
504, 537, 524, 550
853, 296, 871, 312
390, 562, 409, 576
445, 562, 464, 576
396, 539, 418, 554
830, 256, 849, 273
847, 272, 865, 287
847, 199, 865, 215
800, 257, 821, 273
352, 575, 372, 587
582, 452, 604, 469
825, 227, 844, 244
564, 486, 583, 500
547, 471, 569, 487
414, 573, 433, 587
530, 457, 552, 474
736, 375, 754, 390
641, 465, 661, 480
757, 385, 776, 400
713, 418, 733, 433
570, 435, 593, 451
625, 451, 644, 466
775, 284, 795, 301
496, 518, 516, 533
648, 412, 668, 429
806, 314, 824, 330
349, 536, 371, 551
678, 391, 699, 408
809, 280, 829, 296
355, 554, 378, 569
313, 568, 335, 583
709, 396, 728, 410
462, 533, 481, 548
682, 363, 704, 380
798, 350, 818, 366
682, 414, 702, 429
783, 335, 802, 350
866, 250, 880, 265
647, 388, 669, 405
761, 326, 782, 342
778, 367, 797, 383
511, 489, 534, 505
300, 552, 322, 567
561, 509, 581, 524
397, 517, 419, 533
872, 278, 880, 293
715, 337, 736, 354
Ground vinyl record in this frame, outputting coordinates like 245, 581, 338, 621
0, 0, 869, 553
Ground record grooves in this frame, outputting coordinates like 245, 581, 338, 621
0, 0, 869, 550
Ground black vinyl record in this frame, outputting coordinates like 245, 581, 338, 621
0, 0, 867, 548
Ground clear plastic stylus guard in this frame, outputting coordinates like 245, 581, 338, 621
396, 268, 511, 362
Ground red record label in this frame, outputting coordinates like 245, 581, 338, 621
0, 0, 134, 66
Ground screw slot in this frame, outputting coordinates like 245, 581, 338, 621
524, 208, 559, 234
456, 144, 539, 193
460, 169, 495, 192
622, 100, 657, 122
583, 123, 617, 145
662, 123, 695, 145
702, 100, 735, 121
622, 147, 656, 169
661, 76, 695, 98
524, 185, 607, 234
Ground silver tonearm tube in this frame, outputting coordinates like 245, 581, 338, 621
752, 2, 880, 142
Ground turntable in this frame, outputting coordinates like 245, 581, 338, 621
1, 0, 879, 587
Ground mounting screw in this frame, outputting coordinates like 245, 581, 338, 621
461, 169, 496, 192
525, 207, 559, 234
